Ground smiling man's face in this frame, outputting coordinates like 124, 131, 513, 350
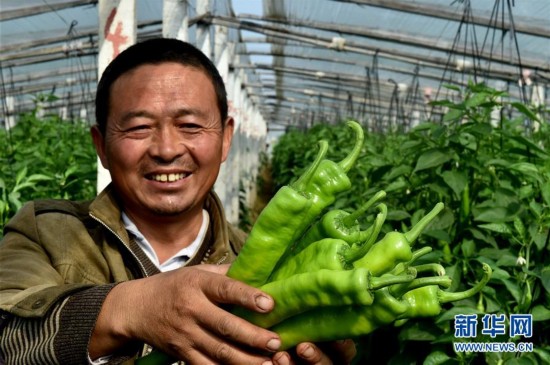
92, 62, 233, 220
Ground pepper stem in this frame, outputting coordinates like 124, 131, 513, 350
344, 203, 387, 263
390, 247, 433, 275
403, 202, 444, 245
342, 190, 387, 227
410, 246, 434, 262
369, 270, 417, 290
439, 263, 492, 304
412, 263, 446, 276
291, 140, 328, 193
391, 275, 452, 298
337, 121, 364, 172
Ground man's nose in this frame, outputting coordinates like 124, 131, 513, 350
150, 126, 186, 161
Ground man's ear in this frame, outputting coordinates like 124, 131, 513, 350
221, 117, 235, 163
90, 125, 109, 170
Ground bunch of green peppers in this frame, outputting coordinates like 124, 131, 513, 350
137, 120, 492, 363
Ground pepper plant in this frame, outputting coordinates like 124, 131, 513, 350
0, 96, 97, 234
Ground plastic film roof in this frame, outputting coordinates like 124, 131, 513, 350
1, 0, 549, 131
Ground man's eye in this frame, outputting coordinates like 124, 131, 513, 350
129, 125, 150, 131
179, 123, 202, 130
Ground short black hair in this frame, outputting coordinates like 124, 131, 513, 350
95, 38, 228, 135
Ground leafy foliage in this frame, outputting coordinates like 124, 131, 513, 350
269, 82, 550, 364
0, 101, 97, 233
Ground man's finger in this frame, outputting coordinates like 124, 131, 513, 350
197, 304, 282, 354
200, 269, 275, 313
295, 339, 357, 365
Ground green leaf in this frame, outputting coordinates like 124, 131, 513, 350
533, 348, 550, 365
440, 170, 467, 198
465, 122, 493, 136
541, 180, 550, 207
465, 92, 490, 108
443, 108, 464, 123
436, 305, 482, 322
541, 268, 550, 293
26, 174, 54, 182
513, 217, 526, 241
443, 83, 461, 92
7, 191, 22, 211
478, 223, 513, 235
509, 162, 542, 182
504, 355, 538, 365
63, 165, 80, 179
15, 166, 28, 186
387, 210, 411, 221
479, 248, 510, 260
531, 304, 550, 321
500, 278, 521, 303
423, 229, 452, 243
461, 239, 475, 258
422, 351, 451, 365
474, 203, 521, 223
457, 132, 477, 150
530, 225, 548, 251
383, 165, 412, 181
511, 102, 541, 124
495, 252, 520, 267
490, 268, 511, 281
384, 178, 408, 192
414, 149, 453, 173
397, 323, 439, 342
508, 134, 548, 156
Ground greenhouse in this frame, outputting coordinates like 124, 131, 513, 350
0, 0, 549, 364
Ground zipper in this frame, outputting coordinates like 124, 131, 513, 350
89, 212, 150, 277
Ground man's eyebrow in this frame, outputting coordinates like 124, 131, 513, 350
118, 107, 208, 123
171, 107, 207, 118
119, 110, 155, 124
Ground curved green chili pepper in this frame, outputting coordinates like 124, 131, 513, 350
269, 204, 386, 281
233, 267, 416, 328
297, 120, 364, 219
271, 286, 408, 350
270, 265, 491, 350
398, 263, 492, 319
227, 141, 328, 287
292, 190, 387, 254
353, 202, 444, 276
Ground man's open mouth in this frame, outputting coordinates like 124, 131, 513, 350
148, 173, 188, 182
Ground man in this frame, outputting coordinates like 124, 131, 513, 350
0, 38, 355, 364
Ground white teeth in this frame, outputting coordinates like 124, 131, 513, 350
151, 173, 186, 182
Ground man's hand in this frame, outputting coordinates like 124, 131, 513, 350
272, 340, 357, 365
90, 264, 282, 364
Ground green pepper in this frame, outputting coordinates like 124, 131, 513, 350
291, 190, 387, 254
397, 263, 492, 319
233, 267, 416, 328
270, 286, 409, 350
227, 140, 328, 287
269, 204, 387, 282
353, 202, 444, 276
298, 120, 364, 218
229, 122, 364, 286
270, 265, 491, 350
